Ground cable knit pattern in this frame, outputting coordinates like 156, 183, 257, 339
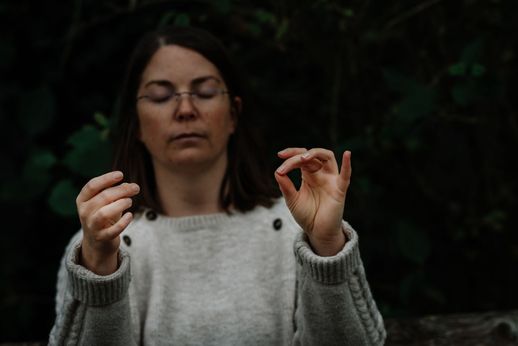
49, 198, 385, 345
67, 303, 86, 346
65, 239, 131, 306
349, 265, 387, 345
294, 222, 361, 284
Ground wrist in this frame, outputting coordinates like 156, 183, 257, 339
308, 230, 347, 257
79, 242, 119, 276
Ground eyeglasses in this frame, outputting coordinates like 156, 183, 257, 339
137, 88, 230, 109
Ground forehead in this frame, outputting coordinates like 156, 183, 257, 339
140, 45, 223, 85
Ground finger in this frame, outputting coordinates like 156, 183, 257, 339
276, 153, 324, 176
77, 171, 124, 204
90, 198, 133, 230
274, 170, 298, 202
277, 147, 307, 159
95, 212, 134, 241
338, 150, 352, 192
300, 148, 339, 173
82, 182, 140, 215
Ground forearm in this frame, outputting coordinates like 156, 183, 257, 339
292, 223, 386, 346
49, 237, 136, 345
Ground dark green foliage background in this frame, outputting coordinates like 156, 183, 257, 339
1, 0, 517, 342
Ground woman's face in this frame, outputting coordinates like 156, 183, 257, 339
136, 45, 239, 174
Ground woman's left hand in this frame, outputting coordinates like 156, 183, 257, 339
274, 148, 352, 256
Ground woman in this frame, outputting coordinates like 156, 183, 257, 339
49, 26, 386, 345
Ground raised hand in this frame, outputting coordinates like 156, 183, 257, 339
76, 171, 140, 275
274, 148, 352, 256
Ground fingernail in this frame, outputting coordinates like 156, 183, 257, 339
278, 149, 287, 155
301, 152, 310, 159
276, 166, 285, 174
113, 171, 123, 179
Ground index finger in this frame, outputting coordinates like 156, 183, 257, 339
76, 171, 124, 204
277, 147, 308, 159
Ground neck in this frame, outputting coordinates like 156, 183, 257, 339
153, 156, 229, 217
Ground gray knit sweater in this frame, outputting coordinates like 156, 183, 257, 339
49, 198, 386, 345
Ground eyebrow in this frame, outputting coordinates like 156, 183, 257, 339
143, 75, 222, 88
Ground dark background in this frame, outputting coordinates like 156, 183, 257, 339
1, 0, 517, 342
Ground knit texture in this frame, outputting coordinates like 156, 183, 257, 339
66, 241, 131, 306
49, 198, 385, 345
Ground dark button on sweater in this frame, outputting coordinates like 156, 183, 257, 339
273, 218, 282, 231
122, 235, 131, 246
146, 210, 157, 221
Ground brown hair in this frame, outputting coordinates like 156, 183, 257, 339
112, 26, 279, 214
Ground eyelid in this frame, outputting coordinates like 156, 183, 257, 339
147, 84, 174, 93
147, 92, 173, 102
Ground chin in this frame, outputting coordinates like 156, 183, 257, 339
169, 151, 223, 170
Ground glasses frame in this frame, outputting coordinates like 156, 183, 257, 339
136, 89, 230, 105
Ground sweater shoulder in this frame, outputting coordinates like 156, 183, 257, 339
242, 197, 301, 234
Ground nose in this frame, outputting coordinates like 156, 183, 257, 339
174, 93, 197, 121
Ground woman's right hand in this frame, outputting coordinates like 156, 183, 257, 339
76, 171, 140, 275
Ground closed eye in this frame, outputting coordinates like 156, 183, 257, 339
148, 92, 174, 103
194, 88, 218, 99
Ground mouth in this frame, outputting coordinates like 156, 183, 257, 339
170, 132, 206, 141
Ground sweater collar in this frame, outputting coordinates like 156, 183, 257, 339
140, 208, 236, 232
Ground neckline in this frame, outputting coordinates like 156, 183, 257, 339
141, 208, 236, 231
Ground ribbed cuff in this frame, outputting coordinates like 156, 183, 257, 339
294, 221, 361, 284
65, 238, 131, 306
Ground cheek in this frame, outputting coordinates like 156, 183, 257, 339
137, 109, 161, 142
220, 107, 236, 134
204, 106, 234, 133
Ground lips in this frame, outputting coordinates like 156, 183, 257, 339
170, 132, 206, 141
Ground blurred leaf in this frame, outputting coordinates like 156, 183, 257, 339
470, 63, 486, 77
482, 210, 507, 232
383, 69, 436, 133
63, 124, 112, 178
397, 86, 436, 122
48, 179, 78, 217
214, 0, 231, 14
451, 84, 469, 106
22, 149, 56, 178
460, 38, 484, 65
396, 222, 431, 265
341, 8, 354, 17
21, 149, 57, 198
448, 62, 467, 76
247, 23, 262, 37
404, 136, 421, 152
451, 82, 479, 106
275, 18, 289, 41
18, 86, 55, 136
255, 9, 276, 25
158, 11, 176, 27
0, 149, 57, 203
94, 112, 109, 128
174, 13, 190, 27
